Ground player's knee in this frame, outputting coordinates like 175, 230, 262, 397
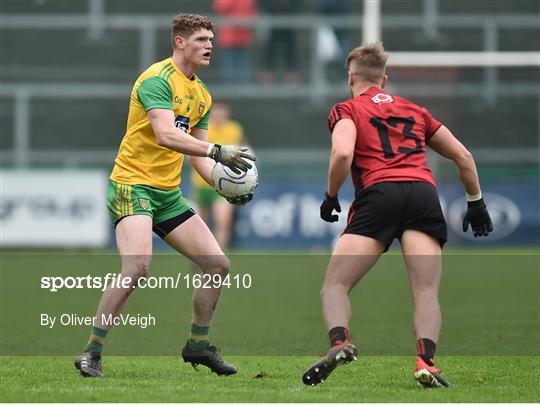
198, 255, 229, 276
206, 255, 229, 277
413, 286, 439, 303
133, 262, 149, 281
320, 282, 350, 301
413, 286, 439, 306
413, 279, 439, 293
320, 285, 333, 301
123, 260, 150, 286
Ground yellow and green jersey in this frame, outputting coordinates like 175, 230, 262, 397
110, 57, 212, 190
191, 120, 244, 189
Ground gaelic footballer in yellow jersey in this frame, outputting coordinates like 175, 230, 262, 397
75, 14, 256, 380
111, 57, 212, 190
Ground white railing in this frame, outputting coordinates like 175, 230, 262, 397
1, 6, 539, 168
2, 12, 539, 72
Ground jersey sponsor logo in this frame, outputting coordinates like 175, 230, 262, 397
371, 93, 393, 104
199, 101, 206, 115
137, 198, 149, 210
174, 115, 190, 133
174, 96, 183, 105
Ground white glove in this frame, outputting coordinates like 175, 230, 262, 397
208, 144, 256, 174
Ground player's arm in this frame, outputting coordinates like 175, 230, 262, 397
137, 76, 254, 172
147, 109, 254, 173
189, 127, 215, 186
321, 119, 356, 222
428, 125, 480, 196
137, 77, 209, 156
328, 119, 356, 197
428, 125, 493, 237
148, 108, 210, 156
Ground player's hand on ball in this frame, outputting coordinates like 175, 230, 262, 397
320, 192, 341, 222
462, 198, 493, 237
209, 144, 256, 174
222, 192, 253, 206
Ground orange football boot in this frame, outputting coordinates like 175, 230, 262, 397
415, 356, 451, 388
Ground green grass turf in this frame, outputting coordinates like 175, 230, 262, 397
2, 251, 538, 356
1, 355, 538, 402
1, 249, 538, 401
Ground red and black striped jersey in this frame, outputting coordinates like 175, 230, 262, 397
328, 87, 442, 191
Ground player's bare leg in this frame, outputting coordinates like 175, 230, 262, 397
197, 204, 210, 226
75, 215, 153, 377
164, 215, 228, 326
401, 230, 442, 341
164, 214, 236, 375
96, 215, 153, 327
212, 199, 234, 249
192, 204, 210, 272
321, 234, 385, 330
303, 234, 384, 385
401, 230, 450, 388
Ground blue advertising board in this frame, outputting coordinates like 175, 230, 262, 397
228, 180, 539, 249
142, 180, 538, 250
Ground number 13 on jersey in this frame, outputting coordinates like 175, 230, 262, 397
369, 116, 423, 159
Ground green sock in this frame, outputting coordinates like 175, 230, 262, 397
187, 323, 210, 352
84, 325, 108, 353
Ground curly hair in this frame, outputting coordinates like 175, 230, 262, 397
171, 13, 214, 49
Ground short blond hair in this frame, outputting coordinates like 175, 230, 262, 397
171, 13, 214, 49
345, 42, 389, 83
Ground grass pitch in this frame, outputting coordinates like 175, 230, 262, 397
1, 355, 538, 402
1, 249, 538, 402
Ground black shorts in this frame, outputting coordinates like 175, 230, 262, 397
343, 181, 447, 251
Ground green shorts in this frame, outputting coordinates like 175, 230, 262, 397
193, 186, 222, 208
107, 180, 194, 237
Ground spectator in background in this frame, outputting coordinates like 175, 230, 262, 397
315, 0, 350, 58
315, 0, 351, 80
259, 0, 301, 84
191, 102, 246, 249
213, 0, 257, 83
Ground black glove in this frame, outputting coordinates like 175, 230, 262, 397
220, 192, 254, 206
462, 198, 493, 237
320, 192, 341, 223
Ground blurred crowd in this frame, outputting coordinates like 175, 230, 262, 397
213, 0, 353, 84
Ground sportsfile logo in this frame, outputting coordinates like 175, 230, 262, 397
40, 273, 252, 292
